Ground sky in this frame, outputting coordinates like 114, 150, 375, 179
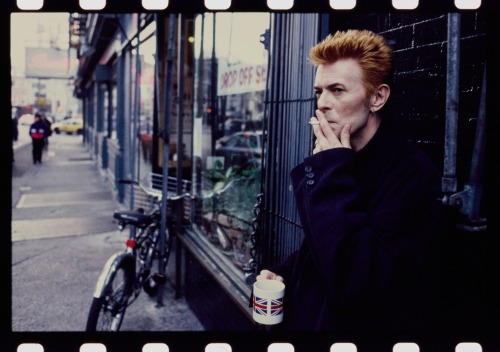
10, 12, 70, 73
195, 13, 270, 65
10, 12, 270, 74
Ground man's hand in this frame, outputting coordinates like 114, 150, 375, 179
256, 269, 284, 282
311, 109, 351, 154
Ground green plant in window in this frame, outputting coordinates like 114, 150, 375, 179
202, 159, 261, 265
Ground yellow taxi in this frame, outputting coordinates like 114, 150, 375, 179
51, 118, 83, 135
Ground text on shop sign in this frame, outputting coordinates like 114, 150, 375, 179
218, 63, 267, 96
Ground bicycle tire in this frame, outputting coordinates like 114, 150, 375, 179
86, 255, 135, 331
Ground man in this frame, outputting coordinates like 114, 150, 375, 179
257, 30, 444, 333
29, 113, 47, 164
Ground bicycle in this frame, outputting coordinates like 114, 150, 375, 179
85, 180, 192, 332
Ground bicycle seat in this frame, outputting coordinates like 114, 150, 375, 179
113, 209, 154, 228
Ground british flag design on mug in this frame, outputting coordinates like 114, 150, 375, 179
252, 279, 285, 325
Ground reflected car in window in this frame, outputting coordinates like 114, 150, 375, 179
215, 131, 263, 169
224, 116, 244, 135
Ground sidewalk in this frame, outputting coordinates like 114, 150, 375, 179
12, 128, 119, 241
11, 130, 204, 331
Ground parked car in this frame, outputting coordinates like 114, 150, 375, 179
224, 117, 245, 135
215, 131, 263, 169
51, 118, 83, 134
17, 113, 35, 126
45, 115, 54, 124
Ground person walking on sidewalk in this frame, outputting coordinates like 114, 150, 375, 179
29, 113, 47, 164
41, 112, 52, 151
12, 115, 18, 162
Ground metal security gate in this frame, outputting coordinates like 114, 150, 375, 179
254, 13, 325, 270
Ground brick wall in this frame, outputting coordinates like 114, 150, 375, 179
330, 12, 486, 182
326, 12, 490, 334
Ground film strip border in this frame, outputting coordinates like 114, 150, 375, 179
9, 340, 496, 352
0, 0, 491, 12
3, 1, 498, 352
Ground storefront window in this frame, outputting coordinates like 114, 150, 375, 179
134, 18, 156, 185
102, 64, 118, 140
192, 13, 270, 269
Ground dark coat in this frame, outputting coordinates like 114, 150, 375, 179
12, 118, 18, 141
271, 116, 444, 333
29, 119, 47, 140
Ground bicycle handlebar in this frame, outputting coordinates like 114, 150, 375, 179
202, 179, 235, 199
167, 192, 195, 201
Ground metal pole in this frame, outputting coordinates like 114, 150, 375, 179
153, 12, 162, 174
116, 21, 127, 203
196, 14, 205, 119
210, 14, 218, 153
107, 83, 113, 138
154, 14, 162, 138
176, 19, 185, 193
448, 65, 487, 230
157, 13, 176, 307
130, 14, 141, 210
174, 14, 185, 299
136, 16, 143, 188
442, 13, 461, 194
467, 66, 486, 221
193, 14, 205, 236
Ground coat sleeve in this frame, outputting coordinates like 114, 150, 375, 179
269, 250, 298, 283
290, 147, 442, 308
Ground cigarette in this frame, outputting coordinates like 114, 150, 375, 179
308, 120, 320, 125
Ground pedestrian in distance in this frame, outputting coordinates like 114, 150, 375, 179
12, 115, 18, 142
41, 112, 52, 151
12, 115, 18, 162
29, 112, 47, 164
256, 29, 445, 333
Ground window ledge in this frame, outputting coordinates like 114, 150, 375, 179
178, 225, 254, 321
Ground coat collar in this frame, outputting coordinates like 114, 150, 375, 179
353, 115, 406, 191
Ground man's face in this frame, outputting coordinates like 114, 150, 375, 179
313, 58, 372, 139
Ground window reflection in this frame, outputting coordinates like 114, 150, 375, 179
193, 13, 270, 269
139, 57, 155, 164
136, 19, 156, 183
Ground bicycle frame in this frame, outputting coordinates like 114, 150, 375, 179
86, 186, 193, 331
104, 224, 165, 287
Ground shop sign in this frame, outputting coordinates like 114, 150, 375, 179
25, 47, 78, 79
218, 62, 267, 96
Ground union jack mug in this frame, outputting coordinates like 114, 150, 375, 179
252, 279, 285, 325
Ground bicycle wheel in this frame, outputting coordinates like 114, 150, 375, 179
86, 255, 135, 331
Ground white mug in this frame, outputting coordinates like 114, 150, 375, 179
252, 279, 285, 325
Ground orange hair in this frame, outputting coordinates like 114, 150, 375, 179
309, 29, 393, 96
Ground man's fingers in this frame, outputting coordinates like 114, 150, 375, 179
257, 270, 284, 282
316, 110, 336, 139
311, 111, 352, 151
340, 124, 351, 148
313, 140, 320, 154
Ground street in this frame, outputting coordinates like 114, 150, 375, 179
11, 128, 204, 332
